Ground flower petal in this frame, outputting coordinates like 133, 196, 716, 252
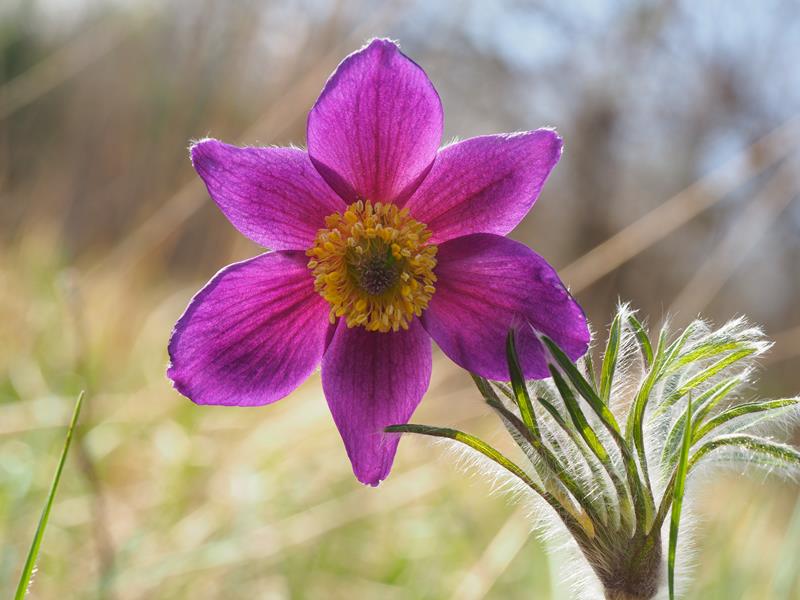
191, 139, 345, 250
422, 234, 589, 380
307, 38, 443, 205
405, 130, 563, 243
321, 319, 432, 486
168, 251, 331, 406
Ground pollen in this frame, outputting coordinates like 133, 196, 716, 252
307, 200, 438, 332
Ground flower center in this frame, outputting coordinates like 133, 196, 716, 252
307, 200, 437, 332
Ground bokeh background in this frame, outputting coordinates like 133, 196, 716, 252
2, 0, 799, 598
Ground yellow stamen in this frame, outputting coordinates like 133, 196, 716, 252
307, 201, 438, 333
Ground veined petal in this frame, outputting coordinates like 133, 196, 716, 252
405, 130, 563, 243
191, 140, 345, 250
168, 251, 330, 406
321, 319, 432, 486
422, 234, 589, 380
307, 38, 443, 205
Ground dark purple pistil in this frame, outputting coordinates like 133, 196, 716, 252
359, 255, 399, 295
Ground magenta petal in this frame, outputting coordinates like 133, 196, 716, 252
321, 319, 432, 486
422, 234, 589, 380
191, 140, 345, 250
168, 251, 330, 406
405, 130, 563, 244
307, 38, 443, 204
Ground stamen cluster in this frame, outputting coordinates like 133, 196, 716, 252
307, 201, 437, 332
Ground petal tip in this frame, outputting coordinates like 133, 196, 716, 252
189, 138, 222, 170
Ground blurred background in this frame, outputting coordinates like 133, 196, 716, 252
1, 0, 799, 598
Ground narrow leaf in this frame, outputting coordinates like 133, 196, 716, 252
660, 377, 741, 470
627, 314, 654, 366
693, 398, 799, 443
549, 367, 609, 463
600, 312, 622, 404
655, 349, 755, 417
668, 395, 692, 600
689, 434, 800, 471
690, 376, 744, 425
16, 392, 84, 600
386, 423, 537, 487
542, 336, 622, 435
506, 330, 539, 438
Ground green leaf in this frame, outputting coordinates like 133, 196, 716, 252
384, 423, 591, 540
663, 340, 752, 376
690, 376, 744, 425
480, 386, 602, 527
548, 367, 635, 527
655, 349, 756, 417
506, 330, 539, 438
544, 335, 649, 530
660, 377, 741, 470
627, 326, 668, 445
549, 366, 609, 463
627, 314, 654, 366
541, 336, 622, 436
668, 395, 692, 600
536, 394, 616, 529
693, 398, 799, 444
16, 392, 84, 600
661, 321, 698, 371
582, 350, 599, 390
600, 312, 622, 404
386, 423, 537, 488
689, 434, 800, 471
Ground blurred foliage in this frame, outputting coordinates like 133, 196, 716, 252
1, 0, 799, 598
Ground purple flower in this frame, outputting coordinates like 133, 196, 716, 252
168, 39, 589, 486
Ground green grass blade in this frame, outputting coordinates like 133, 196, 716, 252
15, 391, 84, 600
506, 330, 540, 438
692, 398, 799, 443
668, 395, 692, 600
600, 312, 622, 404
627, 314, 654, 366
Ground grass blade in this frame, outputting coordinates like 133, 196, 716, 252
15, 391, 84, 600
669, 395, 692, 600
